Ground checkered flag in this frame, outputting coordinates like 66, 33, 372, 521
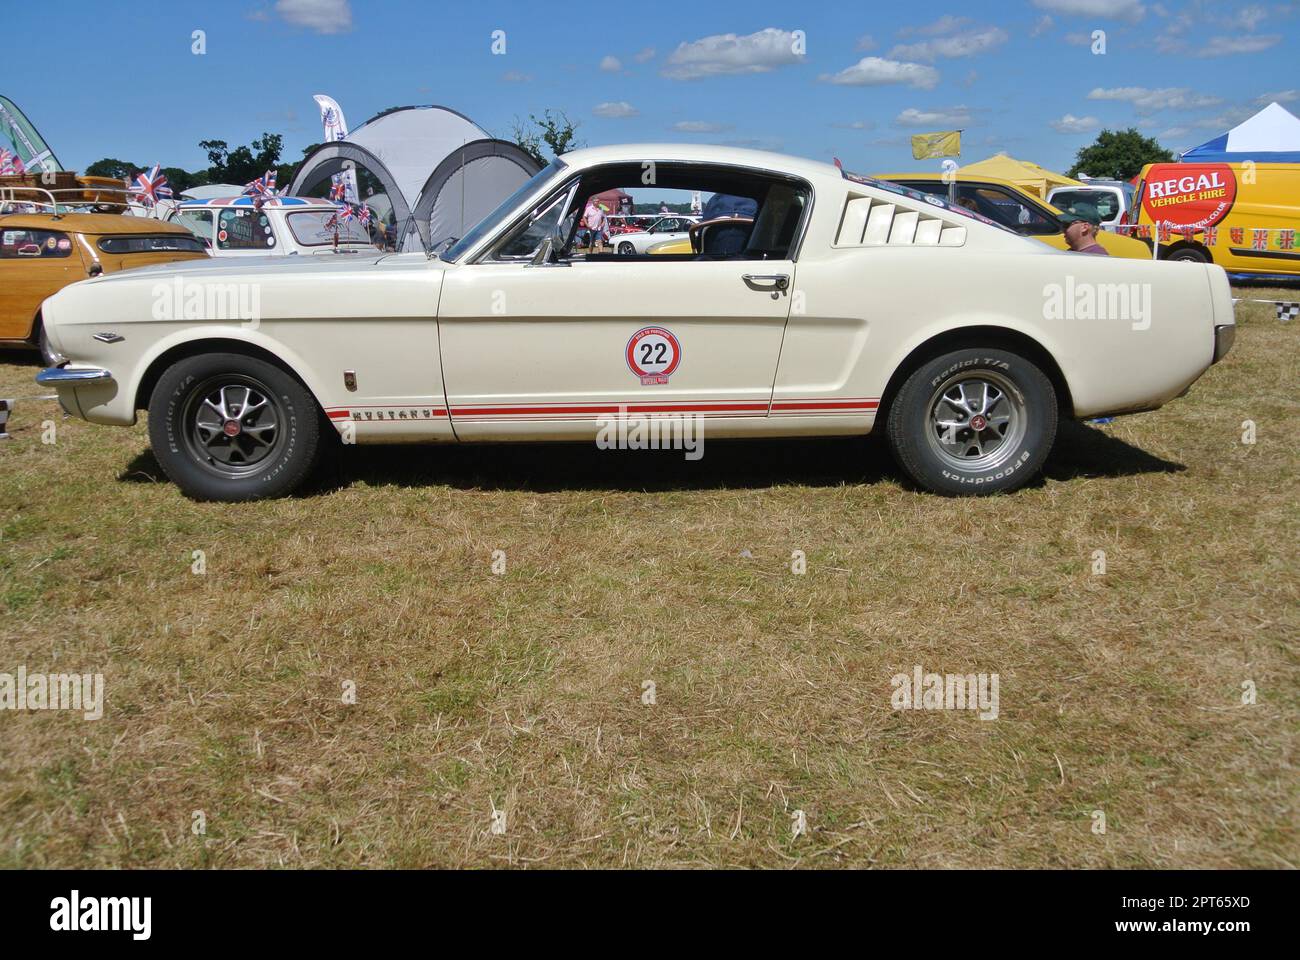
1277, 302, 1299, 323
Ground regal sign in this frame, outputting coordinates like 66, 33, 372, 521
1141, 163, 1237, 231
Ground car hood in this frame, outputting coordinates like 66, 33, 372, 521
84, 250, 408, 284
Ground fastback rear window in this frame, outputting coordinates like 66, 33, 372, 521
841, 169, 1021, 236
98, 235, 206, 254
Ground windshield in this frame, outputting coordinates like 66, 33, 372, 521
441, 158, 566, 262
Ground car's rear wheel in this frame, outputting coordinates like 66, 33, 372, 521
618, 241, 635, 255
148, 353, 323, 501
886, 347, 1057, 495
1165, 245, 1210, 264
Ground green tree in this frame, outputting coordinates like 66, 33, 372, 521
510, 110, 582, 167
198, 133, 284, 184
83, 158, 137, 181
1067, 128, 1174, 180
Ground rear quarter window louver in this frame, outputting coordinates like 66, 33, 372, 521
834, 195, 967, 248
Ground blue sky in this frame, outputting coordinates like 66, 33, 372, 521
6, 0, 1297, 176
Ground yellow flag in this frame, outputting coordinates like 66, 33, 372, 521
911, 131, 962, 160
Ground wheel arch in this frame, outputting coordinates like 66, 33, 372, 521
877, 325, 1074, 423
133, 336, 325, 413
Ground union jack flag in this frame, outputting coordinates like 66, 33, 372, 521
356, 204, 371, 226
1203, 226, 1217, 247
1158, 221, 1172, 242
1281, 229, 1295, 251
1252, 229, 1269, 251
129, 163, 172, 206
243, 169, 280, 209
0, 148, 24, 176
329, 181, 346, 202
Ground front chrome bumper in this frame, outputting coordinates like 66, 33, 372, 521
36, 366, 115, 385
1212, 324, 1235, 365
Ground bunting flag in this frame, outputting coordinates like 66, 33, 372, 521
1158, 221, 1172, 242
1203, 226, 1217, 247
1276, 302, 1298, 322
129, 163, 172, 206
1281, 229, 1295, 251
1230, 227, 1244, 245
1252, 229, 1269, 251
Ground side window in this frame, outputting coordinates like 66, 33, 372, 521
172, 209, 215, 245
962, 186, 1058, 235
0, 228, 73, 259
217, 209, 277, 251
490, 186, 575, 260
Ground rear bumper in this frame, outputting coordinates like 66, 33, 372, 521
1213, 324, 1235, 365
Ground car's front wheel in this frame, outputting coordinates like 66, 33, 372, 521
886, 347, 1057, 495
148, 353, 323, 501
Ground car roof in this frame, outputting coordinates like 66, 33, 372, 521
175, 196, 341, 210
560, 143, 840, 182
0, 212, 195, 235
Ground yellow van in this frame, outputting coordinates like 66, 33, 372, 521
1130, 162, 1300, 277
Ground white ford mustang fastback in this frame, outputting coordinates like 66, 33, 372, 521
37, 144, 1236, 501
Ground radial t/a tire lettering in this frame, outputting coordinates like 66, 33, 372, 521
886, 347, 1057, 496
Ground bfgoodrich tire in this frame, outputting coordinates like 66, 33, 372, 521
887, 347, 1057, 496
148, 353, 323, 501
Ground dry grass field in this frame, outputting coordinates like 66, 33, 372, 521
1, 288, 1296, 869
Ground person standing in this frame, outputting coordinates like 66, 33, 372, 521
1060, 205, 1109, 255
584, 199, 605, 253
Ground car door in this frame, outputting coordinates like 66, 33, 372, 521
0, 226, 85, 340
437, 172, 801, 440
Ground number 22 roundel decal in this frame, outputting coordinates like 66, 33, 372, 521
626, 326, 682, 385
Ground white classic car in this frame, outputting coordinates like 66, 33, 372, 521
166, 196, 382, 257
610, 214, 700, 255
36, 144, 1235, 501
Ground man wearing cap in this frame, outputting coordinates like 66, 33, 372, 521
1060, 204, 1109, 255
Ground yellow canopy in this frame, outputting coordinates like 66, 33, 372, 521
958, 154, 1083, 200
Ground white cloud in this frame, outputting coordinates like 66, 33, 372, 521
1087, 86, 1223, 111
1031, 15, 1055, 36
820, 57, 940, 90
662, 28, 804, 79
1064, 32, 1093, 45
1227, 4, 1268, 30
600, 55, 622, 72
672, 120, 731, 133
593, 101, 638, 119
831, 120, 876, 130
856, 34, 876, 50
1196, 34, 1281, 56
1158, 126, 1190, 138
894, 106, 973, 127
1031, 0, 1145, 22
1051, 113, 1101, 133
634, 47, 656, 63
889, 27, 1008, 61
1257, 90, 1300, 104
899, 15, 973, 37
274, 0, 352, 34
501, 70, 533, 83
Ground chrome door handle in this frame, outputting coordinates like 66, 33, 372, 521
742, 273, 789, 290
